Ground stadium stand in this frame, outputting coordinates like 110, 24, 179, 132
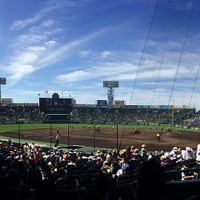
1, 103, 200, 199
0, 138, 200, 200
0, 102, 199, 128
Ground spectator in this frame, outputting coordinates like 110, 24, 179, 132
35, 178, 57, 200
194, 156, 200, 169
140, 144, 147, 159
0, 175, 12, 199
182, 147, 195, 160
95, 173, 110, 200
18, 183, 34, 200
181, 160, 194, 180
117, 163, 131, 182
55, 167, 67, 185
193, 156, 200, 179
134, 158, 165, 200
26, 160, 42, 189
124, 145, 132, 163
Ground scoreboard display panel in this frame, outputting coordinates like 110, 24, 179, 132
39, 98, 73, 114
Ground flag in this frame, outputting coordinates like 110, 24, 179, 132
44, 90, 48, 94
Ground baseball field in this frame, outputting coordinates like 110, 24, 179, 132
0, 123, 200, 152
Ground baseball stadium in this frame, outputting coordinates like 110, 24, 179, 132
2, 1, 200, 199
1, 80, 200, 200
0, 81, 200, 153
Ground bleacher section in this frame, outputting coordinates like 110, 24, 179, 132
0, 103, 199, 128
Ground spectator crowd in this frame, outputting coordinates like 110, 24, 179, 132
1, 104, 200, 128
1, 104, 200, 199
0, 137, 200, 200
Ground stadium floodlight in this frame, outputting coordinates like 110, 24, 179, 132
0, 78, 6, 85
0, 77, 6, 104
103, 81, 119, 106
103, 81, 119, 88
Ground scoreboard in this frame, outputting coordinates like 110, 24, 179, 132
39, 93, 75, 114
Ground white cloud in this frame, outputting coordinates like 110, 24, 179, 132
101, 51, 111, 58
10, 3, 57, 30
10, 15, 42, 30
44, 40, 57, 47
57, 71, 89, 82
41, 19, 55, 28
4, 20, 113, 86
15, 34, 45, 47
15, 52, 38, 64
27, 46, 46, 53
54, 55, 200, 89
55, 62, 136, 83
2, 45, 46, 84
9, 0, 89, 30
37, 28, 109, 68
79, 50, 93, 57
7, 64, 35, 84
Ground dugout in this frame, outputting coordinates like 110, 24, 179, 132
43, 114, 71, 123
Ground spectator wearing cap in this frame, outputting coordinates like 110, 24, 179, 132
130, 145, 135, 156
182, 147, 195, 160
132, 148, 141, 161
140, 144, 147, 159
124, 145, 132, 163
169, 146, 178, 156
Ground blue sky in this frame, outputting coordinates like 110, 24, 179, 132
1, 0, 200, 110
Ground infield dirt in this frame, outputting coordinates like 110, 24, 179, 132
1, 126, 200, 152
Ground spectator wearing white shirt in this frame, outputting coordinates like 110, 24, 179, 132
182, 147, 195, 160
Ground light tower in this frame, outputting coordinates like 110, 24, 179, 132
103, 81, 119, 106
0, 77, 6, 104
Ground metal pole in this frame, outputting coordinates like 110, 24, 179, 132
18, 123, 20, 148
117, 124, 118, 152
67, 124, 70, 148
50, 124, 52, 149
94, 126, 96, 152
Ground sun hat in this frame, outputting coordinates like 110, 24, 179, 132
186, 147, 191, 152
141, 144, 146, 148
119, 149, 126, 155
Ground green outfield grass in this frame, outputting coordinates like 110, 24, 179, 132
0, 123, 199, 133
